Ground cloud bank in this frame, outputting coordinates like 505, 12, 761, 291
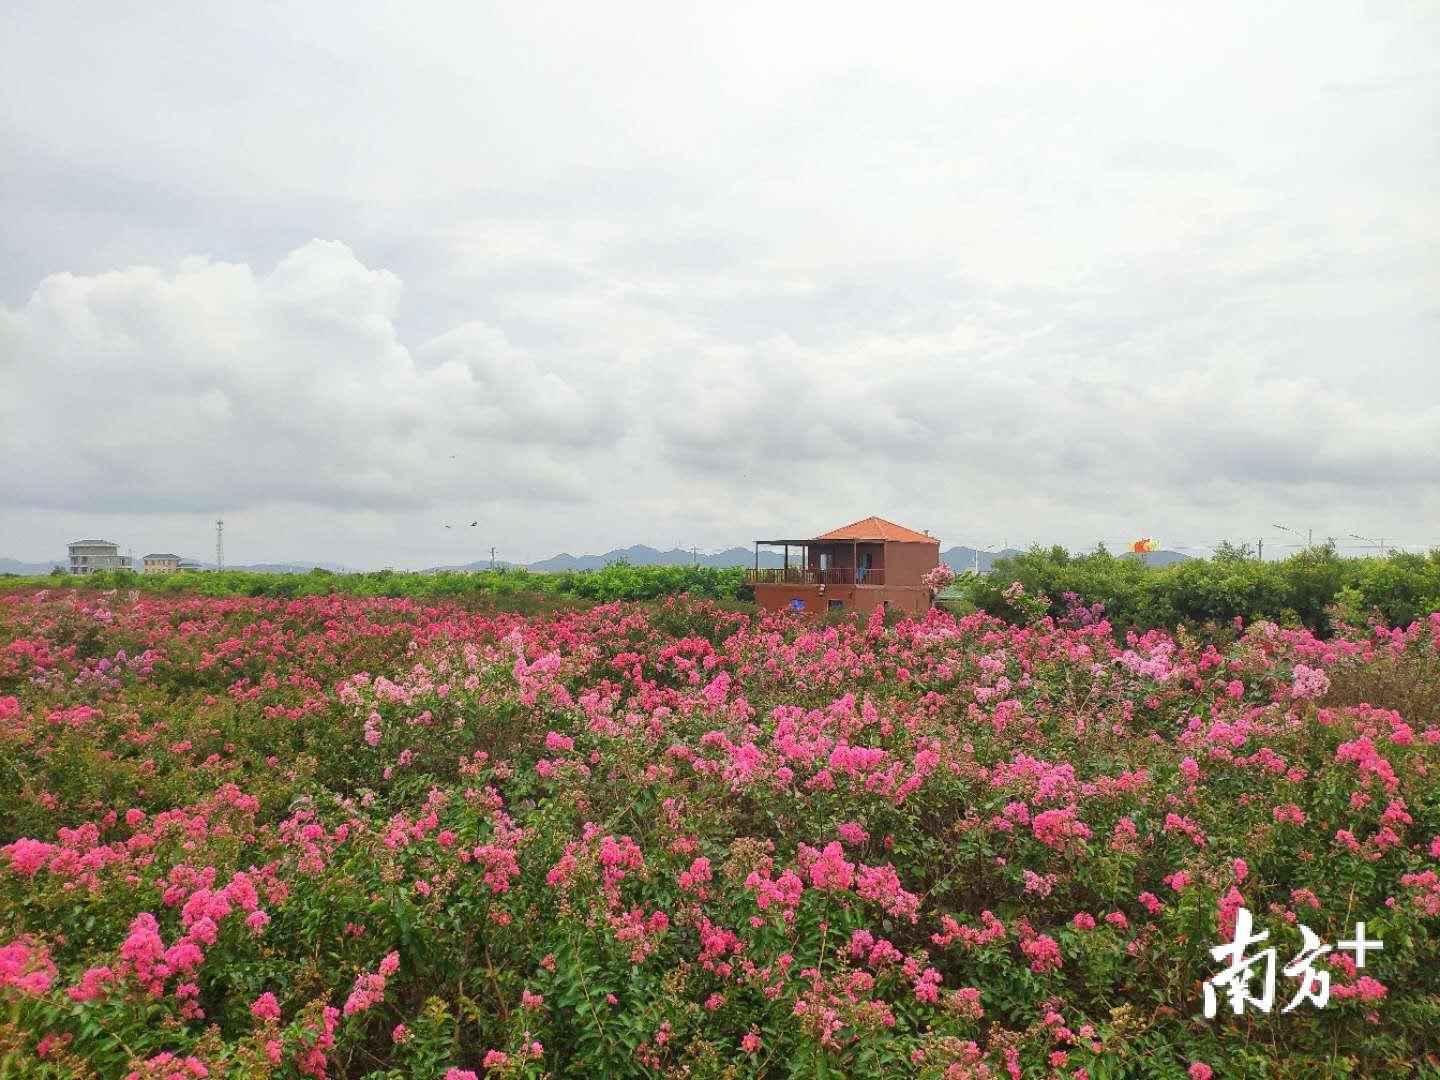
1, 1, 1437, 565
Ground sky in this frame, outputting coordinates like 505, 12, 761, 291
2, 1, 1438, 568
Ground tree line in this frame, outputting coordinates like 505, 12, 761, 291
9, 543, 1440, 632
949, 542, 1440, 634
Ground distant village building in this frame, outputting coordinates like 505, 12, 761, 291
67, 540, 132, 574
142, 553, 182, 574
746, 516, 940, 617
177, 559, 204, 571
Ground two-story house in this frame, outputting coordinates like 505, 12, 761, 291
746, 516, 940, 616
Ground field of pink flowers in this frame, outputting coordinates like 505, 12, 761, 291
1, 588, 1438, 1079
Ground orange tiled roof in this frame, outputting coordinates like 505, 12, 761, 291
813, 516, 939, 544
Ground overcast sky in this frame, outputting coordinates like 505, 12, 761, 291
2, 1, 1437, 568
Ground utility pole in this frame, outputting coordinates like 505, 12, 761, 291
489, 546, 497, 570
215, 518, 224, 571
692, 546, 699, 567
971, 541, 1002, 574
1256, 538, 1263, 562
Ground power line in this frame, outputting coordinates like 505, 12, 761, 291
1349, 533, 1387, 557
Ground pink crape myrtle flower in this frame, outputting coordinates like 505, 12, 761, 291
0, 938, 57, 994
1290, 664, 1330, 700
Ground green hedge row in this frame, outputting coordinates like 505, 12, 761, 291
13, 544, 1440, 633
954, 543, 1440, 633
6, 562, 749, 605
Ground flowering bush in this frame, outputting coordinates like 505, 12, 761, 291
0, 588, 1438, 1077
922, 565, 957, 594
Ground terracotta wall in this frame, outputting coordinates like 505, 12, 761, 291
752, 584, 932, 616
752, 584, 854, 613
881, 542, 939, 587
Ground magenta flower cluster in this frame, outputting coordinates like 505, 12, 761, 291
0, 589, 1437, 1076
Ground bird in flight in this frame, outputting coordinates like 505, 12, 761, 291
470, 521, 478, 527
444, 524, 452, 529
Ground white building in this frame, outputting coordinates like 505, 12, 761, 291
68, 540, 132, 574
142, 553, 182, 574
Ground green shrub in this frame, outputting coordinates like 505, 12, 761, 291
957, 545, 1440, 634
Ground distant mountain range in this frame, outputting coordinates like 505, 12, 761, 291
3, 546, 1192, 577
527, 546, 787, 572
432, 544, 1190, 573
426, 546, 783, 574
939, 547, 1024, 572
513, 545, 1191, 573
0, 558, 64, 576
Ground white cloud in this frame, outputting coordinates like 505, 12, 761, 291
1, 1, 1438, 565
0, 241, 612, 518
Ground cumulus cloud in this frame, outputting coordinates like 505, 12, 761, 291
1, 1, 1438, 565
648, 325, 1440, 495
0, 241, 615, 515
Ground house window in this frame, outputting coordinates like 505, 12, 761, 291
827, 599, 843, 612
789, 598, 804, 612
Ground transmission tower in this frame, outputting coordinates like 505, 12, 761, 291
215, 518, 225, 571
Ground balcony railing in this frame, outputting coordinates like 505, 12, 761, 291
745, 567, 885, 586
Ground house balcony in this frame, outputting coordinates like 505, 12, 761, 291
744, 567, 886, 587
